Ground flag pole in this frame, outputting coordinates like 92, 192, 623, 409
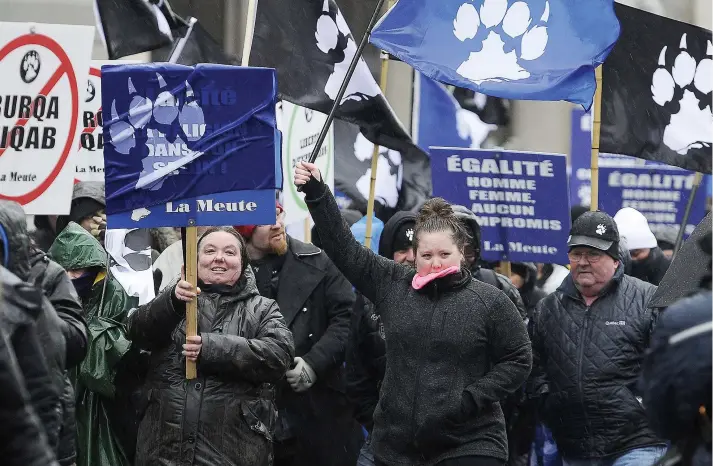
297, 0, 388, 193
672, 171, 703, 259
364, 47, 391, 249
590, 65, 603, 211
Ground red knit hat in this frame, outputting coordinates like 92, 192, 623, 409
235, 200, 283, 239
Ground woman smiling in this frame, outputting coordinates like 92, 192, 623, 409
128, 227, 294, 466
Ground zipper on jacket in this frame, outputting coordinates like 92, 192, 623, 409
576, 305, 594, 452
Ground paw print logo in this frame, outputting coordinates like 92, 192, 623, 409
107, 73, 206, 191
453, 0, 549, 84
595, 224, 606, 235
315, 0, 380, 103
651, 34, 713, 155
577, 184, 591, 206
86, 80, 96, 103
353, 132, 403, 208
406, 228, 414, 241
20, 50, 41, 84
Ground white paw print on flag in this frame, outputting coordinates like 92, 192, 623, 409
651, 34, 712, 155
453, 0, 549, 84
108, 73, 206, 191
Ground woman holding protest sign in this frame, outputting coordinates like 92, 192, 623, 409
294, 162, 532, 466
127, 227, 294, 466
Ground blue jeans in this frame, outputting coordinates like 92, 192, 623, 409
357, 434, 376, 466
563, 446, 667, 466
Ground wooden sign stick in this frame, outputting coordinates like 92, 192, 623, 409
185, 224, 198, 379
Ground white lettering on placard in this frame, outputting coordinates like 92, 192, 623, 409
166, 202, 190, 213
482, 241, 558, 255
471, 203, 535, 216
196, 199, 257, 212
474, 214, 563, 230
621, 201, 677, 212
466, 177, 537, 190
165, 199, 258, 213
447, 155, 554, 177
469, 190, 534, 203
608, 171, 694, 190
621, 189, 680, 201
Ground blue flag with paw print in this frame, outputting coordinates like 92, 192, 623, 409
370, 0, 620, 109
102, 63, 281, 228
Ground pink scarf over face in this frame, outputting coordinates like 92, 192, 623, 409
411, 265, 461, 290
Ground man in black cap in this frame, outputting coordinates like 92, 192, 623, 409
529, 211, 667, 466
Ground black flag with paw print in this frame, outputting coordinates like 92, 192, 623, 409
245, 0, 415, 152
601, 3, 712, 173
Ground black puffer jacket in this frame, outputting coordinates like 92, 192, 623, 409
0, 202, 71, 453
306, 182, 532, 465
529, 266, 664, 459
630, 247, 670, 286
0, 200, 88, 464
473, 267, 527, 320
0, 310, 58, 466
128, 267, 295, 466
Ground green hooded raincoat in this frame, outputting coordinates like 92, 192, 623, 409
49, 222, 137, 466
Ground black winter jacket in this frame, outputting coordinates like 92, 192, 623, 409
529, 266, 665, 459
0, 266, 61, 454
0, 320, 58, 466
306, 183, 532, 465
630, 247, 670, 286
0, 200, 88, 462
347, 211, 414, 433
473, 267, 527, 320
268, 238, 362, 466
346, 293, 386, 432
128, 268, 294, 466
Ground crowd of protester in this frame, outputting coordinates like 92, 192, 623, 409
0, 171, 709, 466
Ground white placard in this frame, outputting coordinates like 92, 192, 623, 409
76, 59, 138, 182
280, 101, 334, 225
0, 22, 94, 214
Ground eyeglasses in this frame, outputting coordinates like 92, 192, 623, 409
568, 250, 604, 263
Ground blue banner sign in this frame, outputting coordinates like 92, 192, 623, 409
431, 147, 571, 264
599, 165, 707, 237
106, 189, 277, 229
102, 63, 281, 228
569, 107, 592, 207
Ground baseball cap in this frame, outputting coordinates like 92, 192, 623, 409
568, 211, 620, 253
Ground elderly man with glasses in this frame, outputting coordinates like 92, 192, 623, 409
528, 211, 667, 466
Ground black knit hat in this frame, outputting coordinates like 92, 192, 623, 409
391, 221, 415, 253
568, 211, 620, 260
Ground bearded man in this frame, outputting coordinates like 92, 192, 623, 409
236, 202, 362, 466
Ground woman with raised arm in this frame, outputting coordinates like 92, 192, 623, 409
295, 162, 532, 466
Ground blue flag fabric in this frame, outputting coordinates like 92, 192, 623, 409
416, 73, 495, 155
102, 63, 280, 217
370, 0, 620, 108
